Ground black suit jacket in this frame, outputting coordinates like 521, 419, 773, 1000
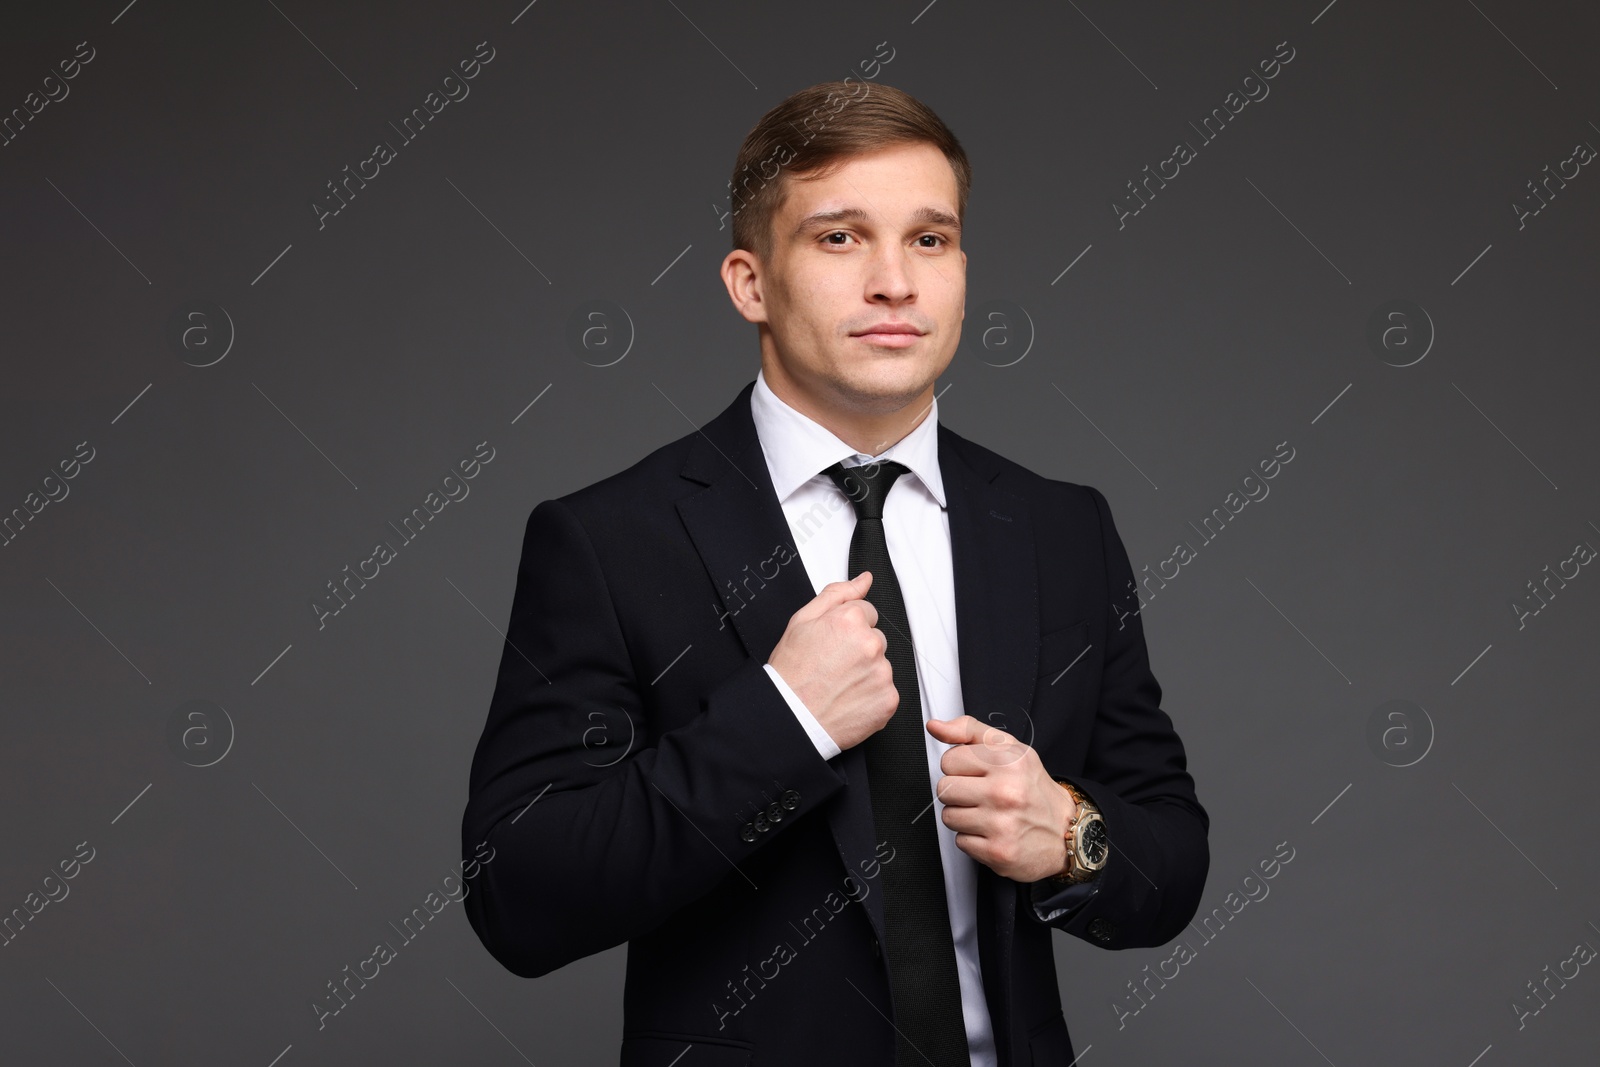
462, 379, 1209, 1066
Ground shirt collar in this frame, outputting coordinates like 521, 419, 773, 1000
750, 366, 946, 508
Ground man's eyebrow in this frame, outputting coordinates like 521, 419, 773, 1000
791, 205, 962, 237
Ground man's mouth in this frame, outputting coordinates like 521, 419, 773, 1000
851, 323, 925, 348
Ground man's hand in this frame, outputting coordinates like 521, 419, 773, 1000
926, 715, 1076, 883
767, 571, 901, 752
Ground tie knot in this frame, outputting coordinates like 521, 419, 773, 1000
823, 459, 910, 521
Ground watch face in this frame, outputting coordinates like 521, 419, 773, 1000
1080, 817, 1109, 866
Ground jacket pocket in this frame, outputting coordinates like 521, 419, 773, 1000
620, 1031, 753, 1066
1026, 1009, 1075, 1066
1036, 619, 1089, 682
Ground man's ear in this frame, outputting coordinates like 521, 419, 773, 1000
721, 248, 768, 325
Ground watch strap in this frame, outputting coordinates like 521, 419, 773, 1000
1048, 779, 1100, 885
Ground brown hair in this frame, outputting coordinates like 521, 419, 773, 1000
726, 80, 971, 260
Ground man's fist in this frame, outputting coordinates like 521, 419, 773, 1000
927, 715, 1075, 883
767, 571, 900, 752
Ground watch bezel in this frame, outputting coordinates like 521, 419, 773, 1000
1074, 811, 1109, 871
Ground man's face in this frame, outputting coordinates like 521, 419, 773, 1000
725, 141, 966, 419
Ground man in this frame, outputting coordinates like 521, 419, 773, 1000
462, 80, 1208, 1066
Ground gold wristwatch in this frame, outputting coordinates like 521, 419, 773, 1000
1048, 779, 1108, 885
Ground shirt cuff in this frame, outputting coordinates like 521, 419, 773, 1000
1029, 876, 1099, 924
763, 663, 841, 761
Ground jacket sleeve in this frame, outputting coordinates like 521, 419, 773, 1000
1024, 485, 1210, 948
461, 497, 849, 978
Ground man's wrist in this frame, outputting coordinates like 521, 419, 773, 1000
763, 663, 840, 760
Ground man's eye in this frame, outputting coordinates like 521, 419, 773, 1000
823, 231, 851, 245
918, 234, 944, 247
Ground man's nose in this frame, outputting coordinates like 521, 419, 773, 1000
866, 246, 916, 303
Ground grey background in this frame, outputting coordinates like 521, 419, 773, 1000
2, 0, 1597, 1063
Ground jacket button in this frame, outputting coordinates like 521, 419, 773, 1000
739, 823, 757, 842
1087, 917, 1116, 943
781, 790, 801, 810
765, 802, 784, 823
753, 813, 770, 833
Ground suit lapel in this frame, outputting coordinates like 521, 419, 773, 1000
676, 381, 1041, 1061
675, 380, 811, 674
677, 381, 893, 948
940, 422, 1039, 1067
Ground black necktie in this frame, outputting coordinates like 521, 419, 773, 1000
823, 459, 972, 1067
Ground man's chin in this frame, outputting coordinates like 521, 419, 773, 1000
827, 361, 939, 411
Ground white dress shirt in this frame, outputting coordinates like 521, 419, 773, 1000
751, 367, 997, 1067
